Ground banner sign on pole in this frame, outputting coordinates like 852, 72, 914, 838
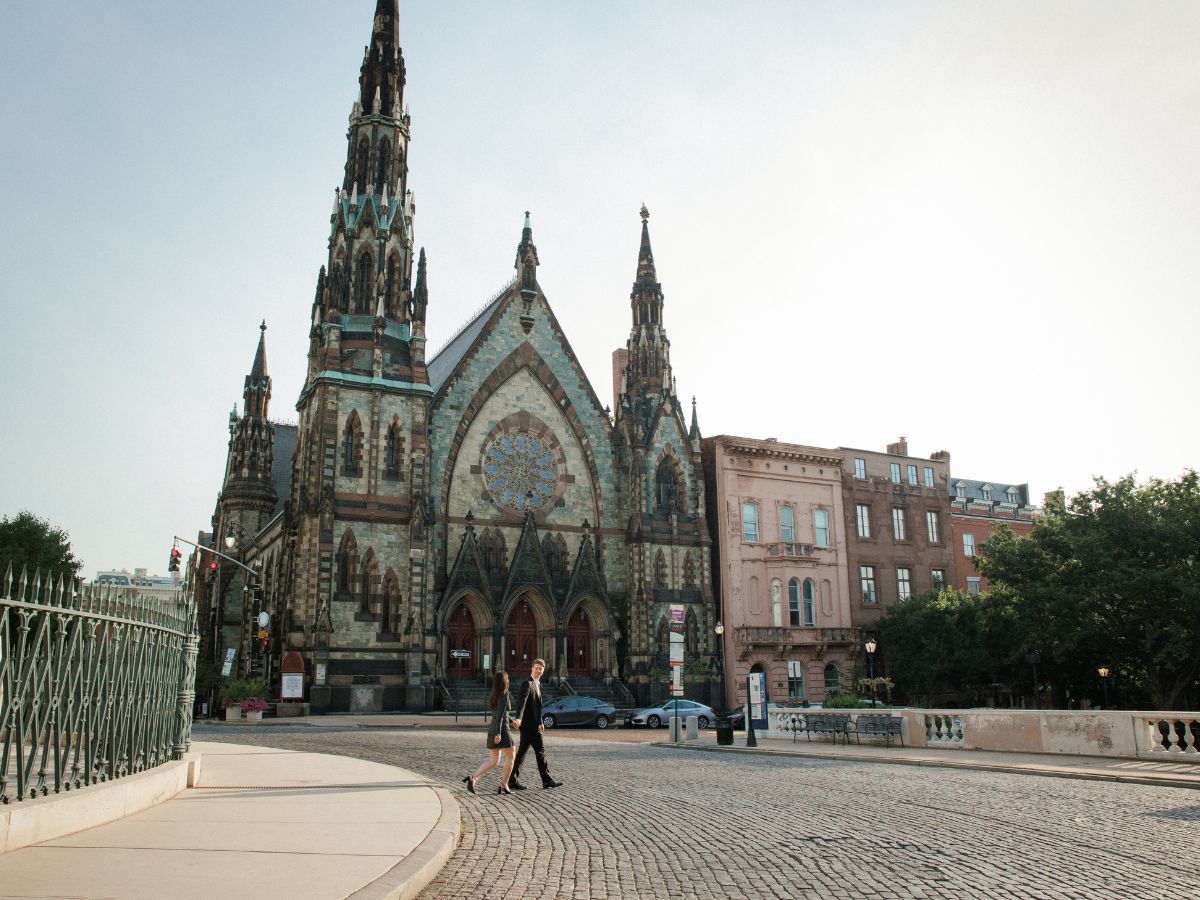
748, 671, 768, 730
220, 647, 236, 677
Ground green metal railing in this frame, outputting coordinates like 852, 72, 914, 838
0, 565, 198, 804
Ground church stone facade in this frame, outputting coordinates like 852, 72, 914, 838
196, 1, 715, 712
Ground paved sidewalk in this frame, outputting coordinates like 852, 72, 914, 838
0, 741, 459, 900
663, 730, 1200, 790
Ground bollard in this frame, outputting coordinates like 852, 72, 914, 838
669, 716, 682, 742
686, 715, 699, 740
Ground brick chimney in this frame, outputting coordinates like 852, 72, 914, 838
886, 436, 908, 456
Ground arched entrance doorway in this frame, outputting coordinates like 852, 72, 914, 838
446, 604, 477, 678
566, 608, 591, 677
505, 599, 537, 677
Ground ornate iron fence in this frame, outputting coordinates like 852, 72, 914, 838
0, 565, 198, 804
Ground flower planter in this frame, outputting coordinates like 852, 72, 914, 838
245, 709, 263, 722
224, 706, 243, 721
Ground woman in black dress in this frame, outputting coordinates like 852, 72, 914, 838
464, 670, 516, 795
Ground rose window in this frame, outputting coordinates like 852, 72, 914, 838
482, 432, 559, 510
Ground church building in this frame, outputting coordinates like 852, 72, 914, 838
196, 0, 716, 712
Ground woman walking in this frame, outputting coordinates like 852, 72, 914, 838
464, 670, 517, 795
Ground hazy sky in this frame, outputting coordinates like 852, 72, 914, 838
2, 1, 1197, 576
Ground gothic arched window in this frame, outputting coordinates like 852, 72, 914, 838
354, 138, 369, 191
343, 411, 363, 476
655, 459, 684, 514
376, 139, 392, 191
354, 250, 374, 314
386, 254, 402, 318
385, 421, 403, 480
682, 552, 695, 588
788, 578, 801, 627
336, 529, 358, 597
654, 550, 668, 588
359, 548, 376, 615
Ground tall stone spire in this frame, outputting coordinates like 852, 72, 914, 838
343, 0, 409, 194
412, 247, 428, 324
623, 205, 672, 399
244, 320, 270, 418
222, 324, 278, 531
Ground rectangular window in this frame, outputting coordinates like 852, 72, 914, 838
924, 467, 935, 488
854, 458, 866, 479
897, 567, 912, 601
966, 576, 981, 596
855, 504, 871, 539
779, 505, 795, 543
890, 463, 901, 484
787, 661, 805, 700
963, 532, 975, 557
892, 508, 906, 541
742, 502, 758, 542
926, 511, 940, 543
931, 569, 945, 590
813, 509, 829, 548
860, 565, 877, 604
907, 465, 918, 486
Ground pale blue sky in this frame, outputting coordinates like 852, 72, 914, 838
2, 1, 1198, 575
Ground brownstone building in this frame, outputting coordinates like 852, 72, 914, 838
838, 438, 956, 636
948, 478, 1039, 594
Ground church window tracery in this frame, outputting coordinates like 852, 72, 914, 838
482, 431, 559, 511
343, 411, 363, 476
654, 550, 668, 588
354, 250, 375, 314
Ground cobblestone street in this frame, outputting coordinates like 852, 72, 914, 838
199, 726, 1200, 899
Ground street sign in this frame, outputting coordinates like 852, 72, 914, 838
669, 642, 684, 665
450, 649, 471, 659
257, 628, 268, 640
670, 665, 683, 696
280, 673, 304, 700
220, 647, 235, 677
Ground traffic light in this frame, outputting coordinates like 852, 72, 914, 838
168, 547, 182, 573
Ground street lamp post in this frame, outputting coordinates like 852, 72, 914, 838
714, 621, 726, 715
1098, 666, 1111, 709
864, 639, 877, 705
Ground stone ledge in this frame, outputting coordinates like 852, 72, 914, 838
0, 754, 195, 854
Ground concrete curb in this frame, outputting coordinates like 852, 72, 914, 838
655, 742, 1200, 791
0, 755, 193, 853
348, 784, 462, 900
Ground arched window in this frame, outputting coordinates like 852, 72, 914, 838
336, 529, 357, 597
385, 421, 403, 480
386, 254, 402, 318
824, 663, 841, 697
354, 250, 374, 314
382, 569, 401, 633
685, 608, 698, 657
655, 459, 682, 514
354, 138, 369, 191
343, 412, 362, 476
742, 502, 759, 542
359, 548, 376, 615
779, 505, 795, 543
682, 552, 695, 588
803, 579, 816, 626
542, 534, 567, 582
376, 138, 392, 191
480, 529, 507, 578
788, 578, 801, 627
656, 616, 670, 664
654, 550, 668, 588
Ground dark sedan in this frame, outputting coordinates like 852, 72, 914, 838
541, 696, 617, 729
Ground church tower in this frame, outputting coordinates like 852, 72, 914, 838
286, 0, 432, 711
217, 322, 277, 543
614, 207, 716, 703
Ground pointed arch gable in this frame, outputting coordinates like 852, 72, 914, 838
382, 567, 403, 632
437, 341, 604, 531
359, 547, 379, 614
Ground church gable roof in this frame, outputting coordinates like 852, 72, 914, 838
565, 525, 606, 601
501, 513, 555, 606
442, 517, 492, 604
426, 280, 513, 394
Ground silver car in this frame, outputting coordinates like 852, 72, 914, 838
624, 698, 716, 729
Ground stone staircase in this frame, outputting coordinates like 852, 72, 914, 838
443, 679, 491, 712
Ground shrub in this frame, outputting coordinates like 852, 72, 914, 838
220, 677, 268, 708
240, 697, 269, 713
822, 693, 871, 709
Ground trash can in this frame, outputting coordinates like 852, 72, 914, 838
715, 715, 734, 746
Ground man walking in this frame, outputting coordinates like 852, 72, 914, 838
509, 658, 563, 790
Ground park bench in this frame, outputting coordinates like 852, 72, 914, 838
802, 713, 852, 744
851, 714, 905, 747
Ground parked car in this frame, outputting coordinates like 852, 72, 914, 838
540, 696, 616, 729
624, 699, 716, 729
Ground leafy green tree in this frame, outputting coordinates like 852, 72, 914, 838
978, 472, 1200, 710
0, 510, 83, 580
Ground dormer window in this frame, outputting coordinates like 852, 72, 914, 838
955, 482, 967, 499
981, 484, 993, 501
1005, 487, 1019, 504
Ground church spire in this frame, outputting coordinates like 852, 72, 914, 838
243, 321, 271, 419
623, 205, 672, 399
515, 211, 540, 295
689, 395, 701, 442
358, 0, 405, 119
343, 0, 408, 193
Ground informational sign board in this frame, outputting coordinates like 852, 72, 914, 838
483, 654, 491, 671
669, 642, 685, 665
669, 604, 685, 635
450, 649, 471, 659
671, 665, 683, 696
221, 647, 236, 677
280, 673, 304, 699
747, 671, 768, 730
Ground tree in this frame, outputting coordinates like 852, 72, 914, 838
977, 471, 1200, 710
0, 510, 83, 580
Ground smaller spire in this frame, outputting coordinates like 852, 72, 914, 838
637, 204, 656, 281
412, 247, 428, 323
250, 321, 268, 381
515, 211, 539, 294
689, 395, 701, 441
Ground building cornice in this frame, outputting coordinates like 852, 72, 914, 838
709, 435, 843, 468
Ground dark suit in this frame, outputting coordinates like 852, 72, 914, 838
510, 678, 554, 786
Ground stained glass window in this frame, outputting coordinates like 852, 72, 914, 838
482, 432, 559, 510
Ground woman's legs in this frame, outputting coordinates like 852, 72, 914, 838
499, 747, 516, 787
472, 749, 502, 782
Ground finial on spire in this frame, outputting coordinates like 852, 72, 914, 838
516, 212, 539, 297
640, 203, 649, 222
